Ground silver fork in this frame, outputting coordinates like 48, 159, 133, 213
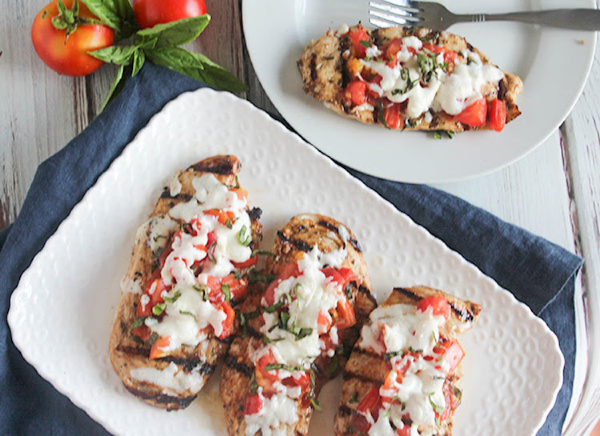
369, 0, 600, 31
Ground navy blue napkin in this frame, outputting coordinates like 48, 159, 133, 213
0, 62, 583, 435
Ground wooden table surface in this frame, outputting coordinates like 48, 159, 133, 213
2, 1, 600, 434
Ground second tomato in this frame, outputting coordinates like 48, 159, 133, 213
132, 0, 207, 29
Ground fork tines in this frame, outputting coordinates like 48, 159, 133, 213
369, 0, 422, 28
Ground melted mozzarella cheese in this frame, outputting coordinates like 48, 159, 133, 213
129, 362, 204, 395
244, 389, 299, 436
359, 36, 504, 118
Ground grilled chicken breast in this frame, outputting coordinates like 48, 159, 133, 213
299, 24, 522, 133
109, 155, 262, 410
220, 214, 377, 435
335, 286, 481, 435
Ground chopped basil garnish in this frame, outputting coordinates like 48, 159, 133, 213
264, 363, 304, 373
237, 225, 252, 247
326, 356, 339, 375
359, 40, 373, 48
249, 271, 276, 284
131, 316, 146, 329
179, 310, 197, 320
207, 242, 217, 263
152, 303, 166, 316
163, 290, 182, 303
310, 398, 323, 412
377, 99, 391, 129
221, 283, 231, 302
225, 218, 233, 229
428, 393, 444, 416
252, 249, 275, 258
193, 284, 209, 301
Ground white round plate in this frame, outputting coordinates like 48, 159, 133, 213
242, 0, 596, 183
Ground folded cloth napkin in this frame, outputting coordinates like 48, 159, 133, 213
0, 62, 583, 435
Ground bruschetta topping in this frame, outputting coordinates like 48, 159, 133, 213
343, 27, 505, 124
243, 246, 358, 434
354, 300, 463, 435
130, 173, 255, 357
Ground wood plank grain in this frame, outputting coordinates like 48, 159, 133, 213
560, 35, 600, 436
0, 0, 90, 232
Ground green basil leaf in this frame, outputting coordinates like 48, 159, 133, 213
132, 48, 146, 76
99, 63, 129, 112
135, 16, 211, 49
88, 45, 137, 65
81, 0, 137, 41
145, 47, 248, 93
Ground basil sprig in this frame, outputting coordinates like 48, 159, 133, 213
81, 0, 136, 42
86, 6, 248, 110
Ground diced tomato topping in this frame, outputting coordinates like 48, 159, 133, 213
206, 274, 248, 304
357, 384, 382, 419
487, 98, 506, 132
333, 296, 356, 330
454, 98, 487, 128
383, 103, 402, 130
230, 187, 248, 201
440, 382, 461, 421
243, 393, 263, 416
345, 80, 369, 106
149, 336, 171, 360
203, 209, 235, 226
352, 415, 371, 434
263, 262, 301, 306
317, 310, 333, 334
433, 339, 465, 372
136, 278, 167, 317
282, 371, 311, 395
349, 27, 370, 58
385, 37, 404, 61
422, 43, 459, 66
231, 255, 258, 270
396, 425, 412, 436
417, 296, 451, 319
255, 349, 280, 385
321, 267, 357, 290
218, 302, 235, 339
131, 324, 152, 342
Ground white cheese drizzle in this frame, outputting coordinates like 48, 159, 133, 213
359, 304, 450, 434
244, 246, 349, 434
357, 35, 504, 118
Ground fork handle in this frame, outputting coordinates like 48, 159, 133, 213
461, 9, 600, 31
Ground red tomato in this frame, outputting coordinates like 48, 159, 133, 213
422, 43, 459, 66
255, 349, 280, 385
333, 297, 356, 330
454, 98, 487, 128
31, 0, 114, 76
417, 296, 451, 319
131, 324, 152, 342
348, 27, 370, 58
230, 187, 248, 201
137, 278, 167, 317
357, 384, 382, 418
218, 302, 235, 339
383, 103, 402, 130
231, 256, 258, 270
282, 371, 311, 395
204, 209, 235, 226
132, 0, 207, 29
434, 339, 465, 372
487, 98, 507, 132
149, 336, 171, 360
243, 393, 263, 416
263, 262, 300, 306
345, 80, 369, 106
396, 425, 412, 436
385, 38, 404, 60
